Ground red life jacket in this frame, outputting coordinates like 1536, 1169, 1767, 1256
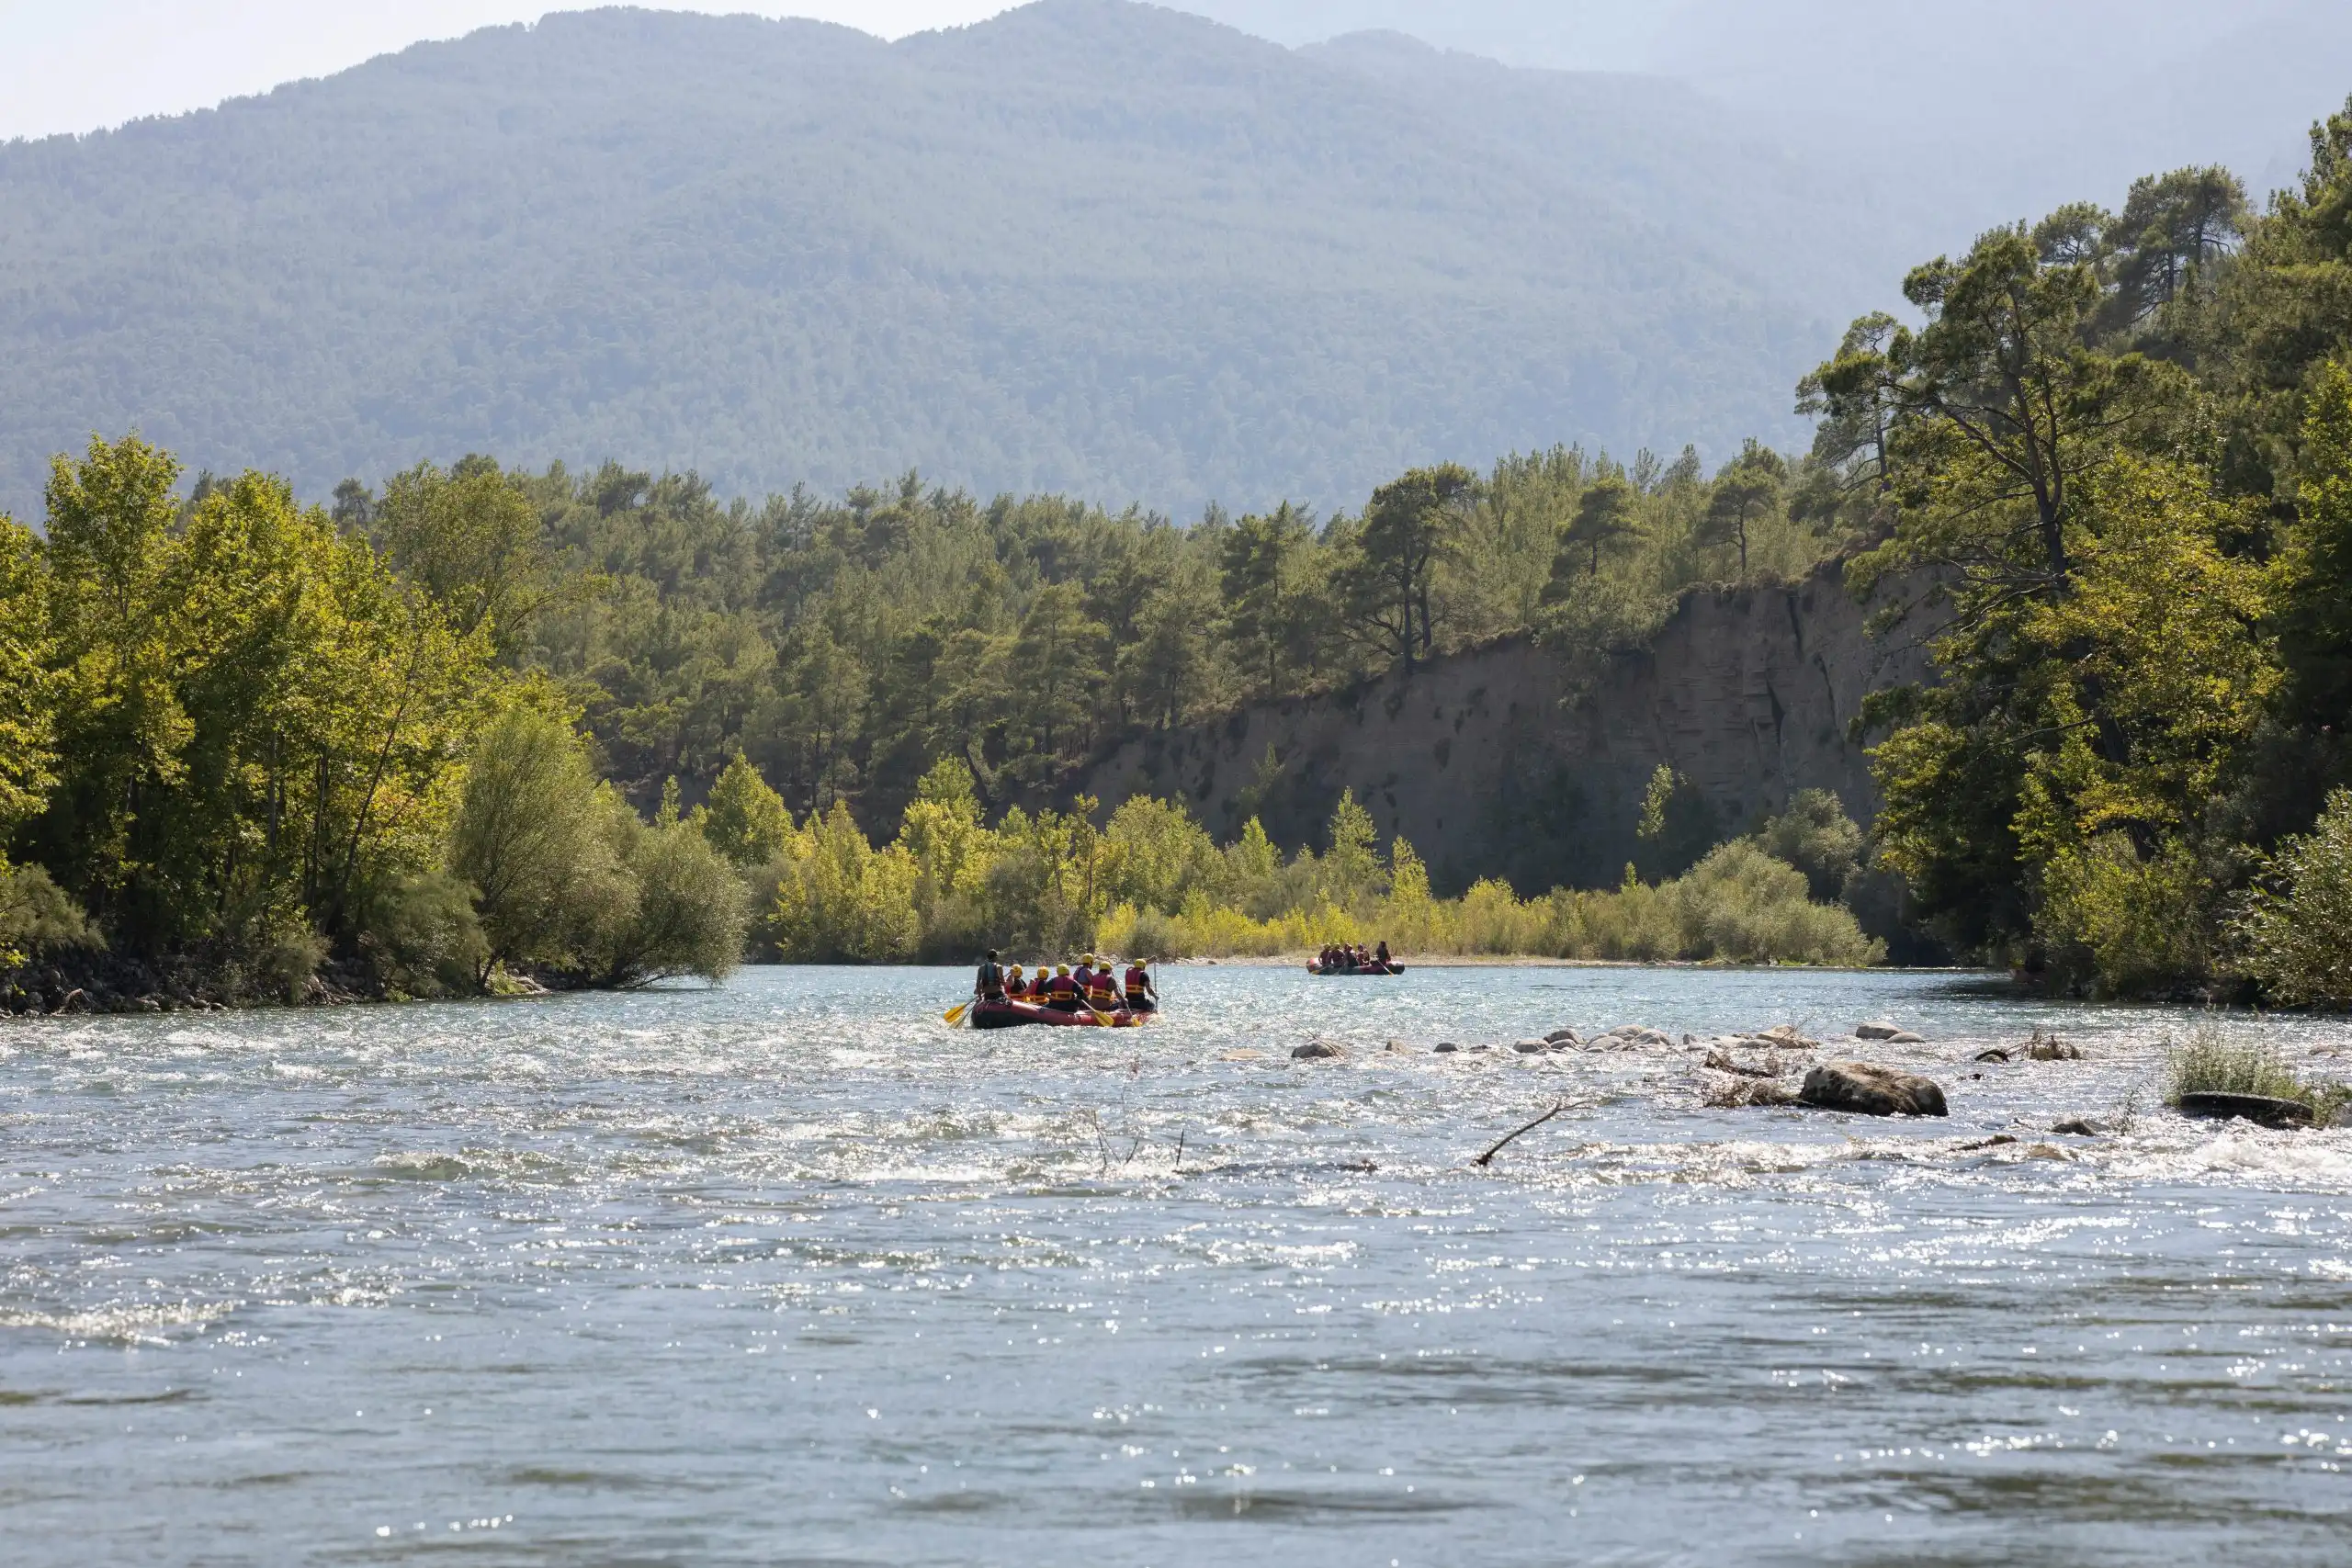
1047, 974, 1080, 1001
1125, 965, 1148, 996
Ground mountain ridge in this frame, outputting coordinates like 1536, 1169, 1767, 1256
0, 1, 1874, 519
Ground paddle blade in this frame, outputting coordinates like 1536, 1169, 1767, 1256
944, 1003, 970, 1026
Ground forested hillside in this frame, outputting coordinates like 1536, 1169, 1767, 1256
0, 0, 1887, 518
1819, 105, 2352, 1000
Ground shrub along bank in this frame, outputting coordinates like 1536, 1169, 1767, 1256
710, 756, 1883, 968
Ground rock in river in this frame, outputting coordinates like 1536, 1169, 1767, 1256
1799, 1061, 1950, 1117
2023, 1031, 2083, 1061
1854, 1021, 1926, 1043
2177, 1092, 2313, 1129
1291, 1042, 1346, 1061
1588, 1024, 1677, 1052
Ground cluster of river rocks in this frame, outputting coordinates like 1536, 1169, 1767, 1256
1289, 1019, 1984, 1118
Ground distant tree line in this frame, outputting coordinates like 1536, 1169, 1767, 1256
0, 400, 1859, 999
330, 433, 1856, 837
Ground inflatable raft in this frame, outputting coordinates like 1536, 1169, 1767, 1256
969, 998, 1149, 1029
1306, 962, 1406, 976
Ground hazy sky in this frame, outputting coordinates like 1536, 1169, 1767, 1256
0, 2, 1016, 141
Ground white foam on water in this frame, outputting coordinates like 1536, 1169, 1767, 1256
0, 1298, 235, 1345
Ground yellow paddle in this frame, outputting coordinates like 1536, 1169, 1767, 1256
944, 1001, 971, 1026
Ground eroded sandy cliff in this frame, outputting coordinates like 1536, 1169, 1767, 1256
1079, 561, 1935, 894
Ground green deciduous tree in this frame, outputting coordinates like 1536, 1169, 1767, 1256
370, 457, 564, 656
29, 437, 490, 970
1104, 795, 1221, 915
694, 752, 794, 867
449, 708, 637, 983
0, 516, 59, 833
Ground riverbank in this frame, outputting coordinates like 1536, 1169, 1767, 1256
1169, 952, 1973, 973
0, 950, 374, 1016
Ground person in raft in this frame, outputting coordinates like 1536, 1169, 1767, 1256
974, 949, 1008, 1003
1123, 957, 1157, 1013
1044, 964, 1084, 1011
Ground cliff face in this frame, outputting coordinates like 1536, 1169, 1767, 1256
1079, 562, 1934, 894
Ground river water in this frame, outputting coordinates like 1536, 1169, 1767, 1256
4, 964, 2351, 1565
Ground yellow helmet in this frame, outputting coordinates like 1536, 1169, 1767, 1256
1056, 964, 1070, 976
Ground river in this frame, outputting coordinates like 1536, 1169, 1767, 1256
3, 964, 2349, 1564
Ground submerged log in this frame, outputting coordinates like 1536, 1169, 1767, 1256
2177, 1092, 2313, 1129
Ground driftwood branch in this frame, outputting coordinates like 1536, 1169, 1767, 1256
1473, 1100, 1567, 1168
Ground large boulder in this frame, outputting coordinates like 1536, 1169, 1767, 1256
1544, 1027, 1581, 1046
1291, 1042, 1346, 1061
1800, 1061, 1949, 1117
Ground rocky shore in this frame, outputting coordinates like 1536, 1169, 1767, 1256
0, 951, 378, 1017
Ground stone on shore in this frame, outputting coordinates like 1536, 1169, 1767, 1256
1544, 1027, 1581, 1046
1799, 1061, 1950, 1117
1512, 1038, 1550, 1055
1854, 1021, 1926, 1043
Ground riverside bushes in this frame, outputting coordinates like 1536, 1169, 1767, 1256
755, 759, 1883, 967
2233, 789, 2352, 1006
